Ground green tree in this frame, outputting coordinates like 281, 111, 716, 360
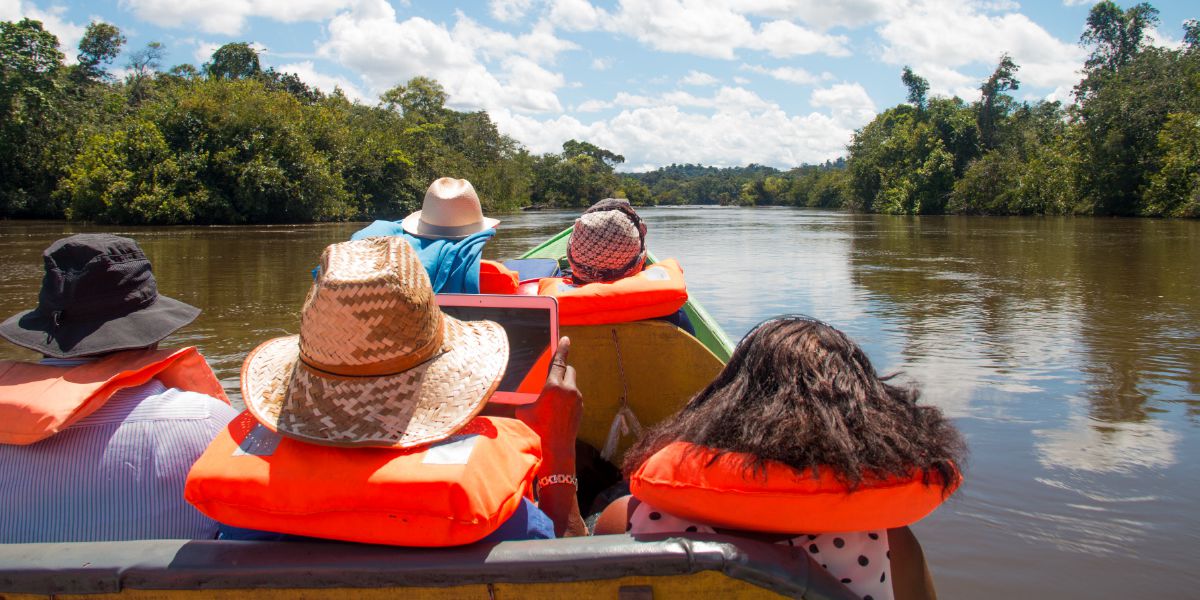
1082, 1, 1159, 74
74, 22, 124, 84
530, 140, 624, 207
0, 18, 65, 216
59, 119, 197, 224
1142, 112, 1200, 217
125, 41, 165, 103
563, 139, 624, 168
1072, 44, 1200, 215
1184, 19, 1199, 51
978, 54, 1020, 150
902, 66, 929, 110
847, 104, 960, 214
382, 76, 449, 125
616, 176, 653, 205
204, 42, 261, 80
1077, 1, 1159, 97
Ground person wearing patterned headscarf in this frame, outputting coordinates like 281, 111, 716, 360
566, 199, 647, 284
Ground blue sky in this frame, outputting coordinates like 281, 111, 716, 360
3, 0, 1194, 170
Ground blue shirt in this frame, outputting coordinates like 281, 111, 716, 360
0, 359, 239, 543
349, 221, 494, 293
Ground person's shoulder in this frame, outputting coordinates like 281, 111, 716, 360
147, 387, 239, 425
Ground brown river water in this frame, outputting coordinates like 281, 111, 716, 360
1, 208, 1197, 597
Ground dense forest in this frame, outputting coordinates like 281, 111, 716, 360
0, 1, 1196, 223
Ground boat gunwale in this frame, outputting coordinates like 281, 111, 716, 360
0, 534, 857, 599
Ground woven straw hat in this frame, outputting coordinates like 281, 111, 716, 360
401, 178, 500, 240
242, 236, 509, 448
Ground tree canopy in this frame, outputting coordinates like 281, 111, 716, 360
0, 2, 1197, 223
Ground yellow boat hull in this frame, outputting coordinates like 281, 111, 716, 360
565, 321, 725, 461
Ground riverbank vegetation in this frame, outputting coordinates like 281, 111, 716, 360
843, 2, 1199, 217
0, 1, 1196, 223
647, 1, 1198, 217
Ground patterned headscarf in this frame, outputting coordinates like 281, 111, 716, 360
567, 198, 648, 284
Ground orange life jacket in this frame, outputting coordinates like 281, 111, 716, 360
630, 441, 960, 534
479, 259, 519, 294
0, 347, 230, 446
531, 259, 688, 326
185, 412, 543, 547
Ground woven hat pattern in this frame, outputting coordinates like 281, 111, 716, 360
244, 319, 507, 447
299, 237, 439, 369
242, 236, 509, 448
568, 202, 647, 284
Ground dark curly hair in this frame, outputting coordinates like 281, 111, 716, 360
622, 316, 965, 492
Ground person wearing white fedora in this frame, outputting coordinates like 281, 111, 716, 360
348, 178, 502, 294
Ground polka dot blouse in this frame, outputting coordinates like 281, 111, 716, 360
629, 500, 893, 600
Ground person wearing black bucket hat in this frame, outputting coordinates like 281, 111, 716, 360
0, 234, 239, 543
0, 234, 202, 357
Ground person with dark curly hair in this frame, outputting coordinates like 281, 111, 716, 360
594, 316, 967, 600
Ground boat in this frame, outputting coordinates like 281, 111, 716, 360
0, 228, 860, 599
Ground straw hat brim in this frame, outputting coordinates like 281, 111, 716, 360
400, 211, 501, 240
241, 315, 508, 449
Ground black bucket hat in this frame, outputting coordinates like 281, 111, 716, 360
0, 234, 200, 358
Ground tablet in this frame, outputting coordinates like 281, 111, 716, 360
437, 294, 559, 405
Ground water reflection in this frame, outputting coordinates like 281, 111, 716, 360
1035, 413, 1180, 473
845, 215, 1200, 430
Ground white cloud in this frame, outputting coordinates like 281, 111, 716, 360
741, 64, 830, 85
544, 0, 854, 59
748, 20, 851, 57
810, 82, 877, 127
493, 84, 870, 169
193, 41, 220, 64
452, 13, 577, 64
119, 0, 354, 35
276, 60, 368, 102
591, 57, 612, 71
878, 0, 1086, 99
577, 99, 612, 112
680, 70, 718, 86
318, 1, 571, 114
547, 0, 608, 30
735, 0, 897, 29
2, 1, 86, 61
489, 0, 535, 23
733, 76, 750, 84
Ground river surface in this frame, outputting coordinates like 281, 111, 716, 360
1, 208, 1197, 597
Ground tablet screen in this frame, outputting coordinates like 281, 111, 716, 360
437, 294, 558, 405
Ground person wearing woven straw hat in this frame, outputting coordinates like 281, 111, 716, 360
0, 234, 239, 543
347, 177, 503, 294
567, 198, 649, 284
223, 236, 585, 541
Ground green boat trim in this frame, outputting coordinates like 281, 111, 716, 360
519, 226, 735, 362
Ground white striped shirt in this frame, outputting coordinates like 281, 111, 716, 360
0, 358, 239, 542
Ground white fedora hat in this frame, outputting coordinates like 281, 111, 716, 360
401, 178, 500, 240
